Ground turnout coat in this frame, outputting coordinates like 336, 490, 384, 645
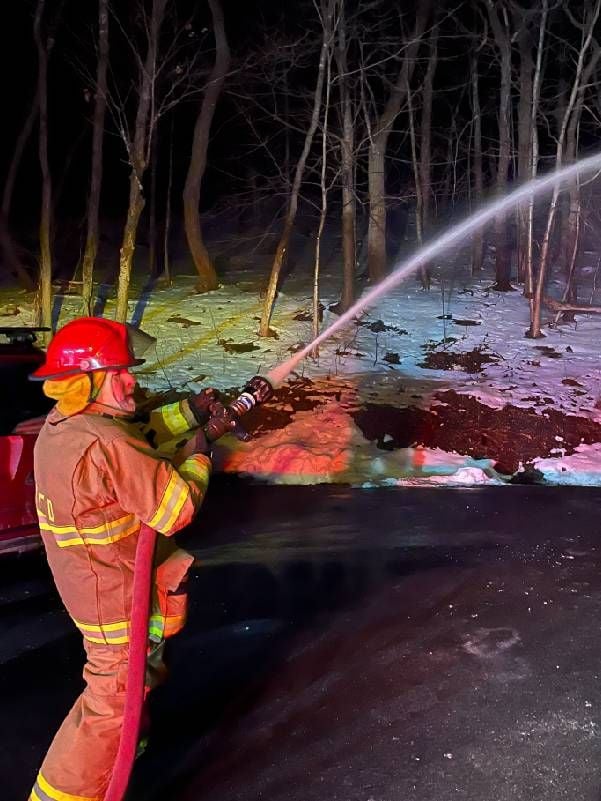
29, 399, 210, 801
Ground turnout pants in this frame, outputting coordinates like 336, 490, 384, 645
29, 642, 129, 801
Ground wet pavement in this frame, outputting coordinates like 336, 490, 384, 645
3, 482, 601, 800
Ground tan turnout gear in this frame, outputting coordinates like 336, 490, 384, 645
29, 399, 210, 801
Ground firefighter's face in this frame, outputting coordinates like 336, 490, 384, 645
107, 368, 137, 413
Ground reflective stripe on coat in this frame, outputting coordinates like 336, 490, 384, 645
33, 404, 209, 646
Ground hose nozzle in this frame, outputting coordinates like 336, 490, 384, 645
204, 376, 274, 443
228, 375, 273, 417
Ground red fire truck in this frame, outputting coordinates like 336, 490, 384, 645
0, 327, 52, 555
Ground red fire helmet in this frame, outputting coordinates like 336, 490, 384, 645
29, 317, 146, 380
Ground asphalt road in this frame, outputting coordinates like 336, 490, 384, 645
3, 482, 601, 801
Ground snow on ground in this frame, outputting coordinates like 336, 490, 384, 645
3, 244, 601, 487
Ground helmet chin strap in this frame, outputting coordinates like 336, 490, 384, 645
88, 372, 105, 402
88, 372, 135, 419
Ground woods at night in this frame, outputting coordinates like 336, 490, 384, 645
7, 3, 601, 801
4, 0, 601, 337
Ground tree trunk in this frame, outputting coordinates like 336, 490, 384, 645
516, 23, 534, 285
440, 115, 457, 210
149, 127, 158, 277
406, 76, 428, 289
182, 0, 230, 293
419, 24, 438, 239
116, 180, 145, 320
367, 140, 387, 282
486, 1, 513, 291
336, 0, 355, 313
259, 0, 333, 337
556, 192, 580, 319
312, 24, 332, 353
561, 118, 581, 305
414, 21, 438, 287
525, 0, 548, 300
162, 119, 174, 284
115, 0, 167, 322
82, 0, 109, 315
366, 1, 431, 283
529, 0, 601, 338
33, 0, 53, 336
559, 41, 600, 291
470, 52, 483, 274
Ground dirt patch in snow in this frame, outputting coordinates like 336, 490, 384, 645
418, 345, 499, 373
352, 390, 601, 475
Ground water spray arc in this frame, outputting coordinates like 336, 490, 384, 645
268, 151, 601, 387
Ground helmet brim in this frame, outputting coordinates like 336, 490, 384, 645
29, 357, 146, 381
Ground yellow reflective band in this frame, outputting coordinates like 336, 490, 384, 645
149, 471, 190, 533
179, 455, 211, 485
74, 619, 128, 632
38, 515, 139, 548
163, 484, 190, 532
149, 614, 165, 642
73, 618, 130, 645
35, 771, 101, 801
148, 471, 179, 529
38, 520, 78, 534
161, 402, 188, 435
80, 514, 136, 535
161, 483, 189, 535
38, 521, 85, 547
77, 520, 139, 546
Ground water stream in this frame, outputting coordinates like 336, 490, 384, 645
267, 152, 601, 387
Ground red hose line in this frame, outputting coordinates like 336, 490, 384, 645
104, 523, 157, 801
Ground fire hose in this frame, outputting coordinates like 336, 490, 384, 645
103, 376, 273, 801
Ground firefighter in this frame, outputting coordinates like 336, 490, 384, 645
27, 317, 230, 801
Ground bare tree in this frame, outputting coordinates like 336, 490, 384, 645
148, 127, 159, 277
33, 0, 54, 334
470, 46, 484, 274
336, 0, 356, 312
365, 1, 431, 283
529, 0, 601, 337
515, 8, 534, 287
259, 0, 335, 337
524, 0, 548, 299
313, 5, 335, 351
485, 0, 513, 291
407, 19, 438, 288
406, 77, 424, 274
559, 15, 601, 303
183, 0, 230, 293
81, 0, 109, 315
115, 0, 168, 322
162, 119, 174, 285
419, 21, 438, 248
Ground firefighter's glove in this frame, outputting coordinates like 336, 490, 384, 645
173, 428, 211, 465
188, 387, 220, 426
203, 405, 239, 443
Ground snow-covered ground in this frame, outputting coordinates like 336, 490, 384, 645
3, 242, 601, 487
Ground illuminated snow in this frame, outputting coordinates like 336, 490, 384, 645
3, 243, 601, 487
